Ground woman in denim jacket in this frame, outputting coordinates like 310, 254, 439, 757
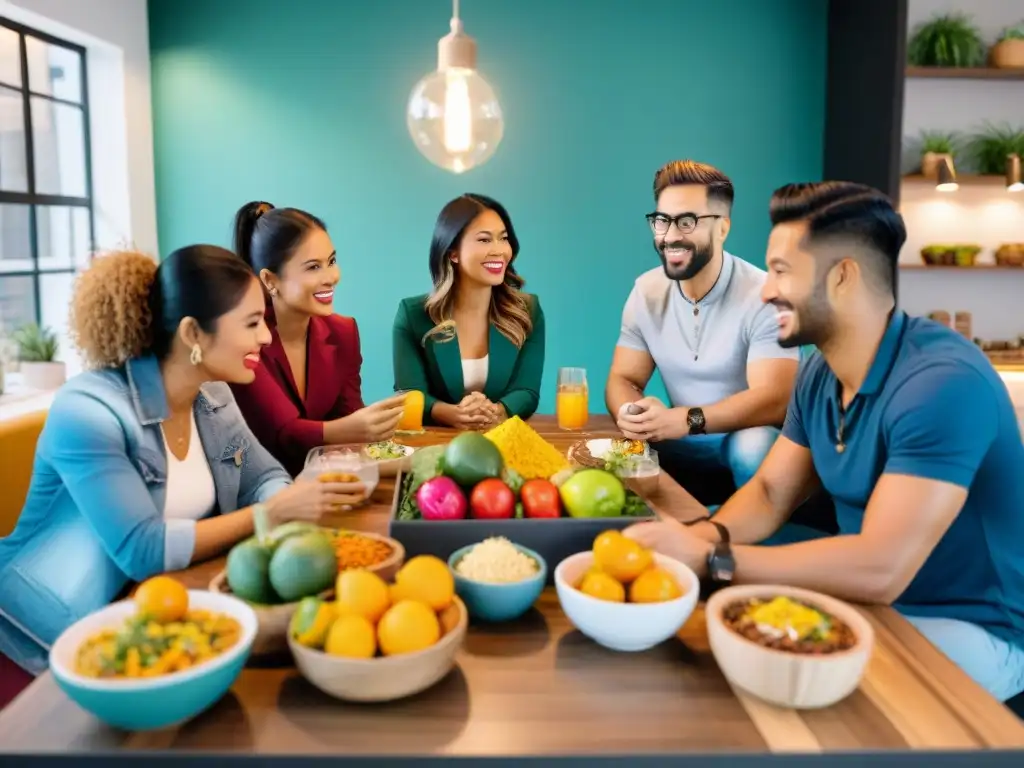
0, 246, 356, 706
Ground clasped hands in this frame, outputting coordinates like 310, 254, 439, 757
450, 391, 507, 431
615, 396, 690, 442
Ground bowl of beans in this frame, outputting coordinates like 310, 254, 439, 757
705, 584, 874, 709
48, 577, 258, 731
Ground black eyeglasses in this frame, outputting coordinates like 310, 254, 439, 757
645, 211, 722, 235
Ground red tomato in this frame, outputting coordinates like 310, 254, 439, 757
520, 479, 562, 519
469, 478, 516, 520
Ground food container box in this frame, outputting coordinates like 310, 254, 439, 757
387, 470, 657, 585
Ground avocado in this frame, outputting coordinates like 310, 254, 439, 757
268, 531, 338, 603
443, 432, 504, 487
266, 521, 322, 549
225, 537, 278, 605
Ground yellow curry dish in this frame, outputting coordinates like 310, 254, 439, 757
75, 576, 242, 679
721, 595, 857, 655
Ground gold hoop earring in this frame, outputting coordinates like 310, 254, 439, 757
190, 344, 203, 366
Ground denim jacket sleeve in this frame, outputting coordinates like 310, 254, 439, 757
219, 391, 293, 506
40, 389, 178, 582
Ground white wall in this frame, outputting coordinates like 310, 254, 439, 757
0, 0, 158, 255
899, 0, 1024, 341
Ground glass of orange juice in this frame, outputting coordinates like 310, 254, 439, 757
396, 389, 425, 432
556, 367, 589, 430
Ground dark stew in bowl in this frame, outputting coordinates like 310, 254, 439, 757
722, 596, 857, 654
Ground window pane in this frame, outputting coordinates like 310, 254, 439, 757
0, 26, 21, 88
40, 271, 74, 353
0, 203, 32, 273
30, 96, 86, 197
26, 35, 82, 103
37, 205, 92, 270
0, 86, 28, 192
0, 275, 37, 333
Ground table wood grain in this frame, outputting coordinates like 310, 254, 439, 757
2, 415, 1022, 755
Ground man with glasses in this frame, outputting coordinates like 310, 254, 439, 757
607, 160, 808, 527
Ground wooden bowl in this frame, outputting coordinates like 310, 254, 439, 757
208, 529, 405, 656
705, 585, 874, 709
288, 596, 467, 702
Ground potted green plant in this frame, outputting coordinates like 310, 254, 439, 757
908, 13, 986, 67
12, 323, 65, 390
990, 22, 1024, 69
968, 122, 1024, 176
917, 131, 962, 178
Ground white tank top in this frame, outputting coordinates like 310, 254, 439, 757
162, 410, 216, 521
462, 356, 489, 394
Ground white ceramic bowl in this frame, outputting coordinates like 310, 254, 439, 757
554, 551, 700, 652
365, 443, 415, 477
705, 584, 874, 709
49, 590, 258, 731
288, 596, 468, 702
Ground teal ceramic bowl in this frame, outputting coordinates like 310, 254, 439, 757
448, 542, 547, 623
48, 589, 258, 731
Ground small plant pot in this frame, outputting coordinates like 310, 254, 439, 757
20, 361, 66, 390
921, 151, 953, 179
990, 40, 1024, 69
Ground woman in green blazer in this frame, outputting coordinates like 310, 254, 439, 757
393, 193, 546, 430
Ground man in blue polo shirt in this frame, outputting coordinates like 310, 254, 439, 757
624, 180, 1024, 702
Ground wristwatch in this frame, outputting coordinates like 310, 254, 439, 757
687, 407, 707, 435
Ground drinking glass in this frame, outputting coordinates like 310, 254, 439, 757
396, 389, 425, 432
556, 367, 589, 430
303, 445, 380, 509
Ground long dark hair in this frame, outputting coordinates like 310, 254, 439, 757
150, 245, 257, 358
424, 193, 533, 348
233, 200, 327, 278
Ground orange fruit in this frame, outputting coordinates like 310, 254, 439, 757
335, 569, 391, 623
377, 599, 441, 656
629, 567, 683, 603
592, 530, 652, 583
578, 570, 626, 602
134, 576, 189, 622
391, 556, 454, 611
324, 614, 377, 658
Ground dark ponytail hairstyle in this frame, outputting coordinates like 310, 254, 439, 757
70, 245, 256, 368
149, 245, 258, 359
232, 201, 328, 278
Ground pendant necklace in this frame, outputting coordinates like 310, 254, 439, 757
677, 276, 721, 362
835, 410, 846, 453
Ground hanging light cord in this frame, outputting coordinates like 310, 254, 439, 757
452, 0, 460, 21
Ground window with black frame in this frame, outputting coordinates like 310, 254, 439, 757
0, 17, 94, 344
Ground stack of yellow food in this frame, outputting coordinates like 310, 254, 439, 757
289, 555, 455, 658
485, 416, 570, 479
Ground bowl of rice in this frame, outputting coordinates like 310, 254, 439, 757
447, 537, 547, 623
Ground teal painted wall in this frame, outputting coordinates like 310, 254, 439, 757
148, 0, 826, 413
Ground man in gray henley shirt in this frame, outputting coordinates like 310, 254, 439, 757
606, 160, 799, 509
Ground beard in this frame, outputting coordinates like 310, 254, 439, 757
656, 235, 714, 281
774, 282, 836, 349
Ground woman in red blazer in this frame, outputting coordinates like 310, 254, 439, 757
230, 201, 405, 476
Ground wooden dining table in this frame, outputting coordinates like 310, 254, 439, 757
1, 415, 1023, 760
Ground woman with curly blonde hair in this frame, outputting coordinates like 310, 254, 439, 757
0, 246, 357, 703
392, 194, 546, 429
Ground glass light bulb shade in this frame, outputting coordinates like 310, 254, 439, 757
407, 66, 504, 174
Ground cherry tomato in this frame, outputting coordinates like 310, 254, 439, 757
469, 478, 516, 520
520, 478, 562, 519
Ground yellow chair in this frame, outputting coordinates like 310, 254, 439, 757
0, 409, 47, 536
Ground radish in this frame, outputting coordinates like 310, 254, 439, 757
415, 476, 468, 520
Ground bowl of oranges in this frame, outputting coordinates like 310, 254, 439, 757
554, 530, 700, 652
286, 555, 467, 702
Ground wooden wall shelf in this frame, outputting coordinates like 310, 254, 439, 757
906, 66, 1024, 80
900, 264, 1024, 270
902, 174, 1010, 185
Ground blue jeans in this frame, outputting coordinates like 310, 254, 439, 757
902, 615, 1024, 702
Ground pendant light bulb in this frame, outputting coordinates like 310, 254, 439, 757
406, 0, 504, 174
